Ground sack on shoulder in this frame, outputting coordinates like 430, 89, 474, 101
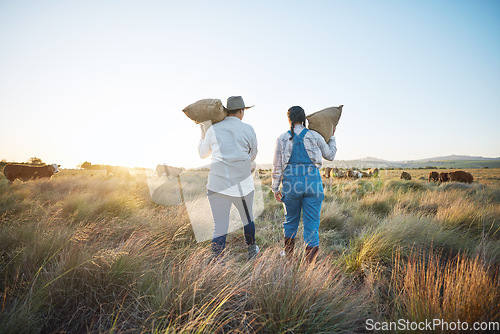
306, 105, 343, 142
182, 99, 227, 125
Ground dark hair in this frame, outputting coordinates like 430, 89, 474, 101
287, 106, 306, 140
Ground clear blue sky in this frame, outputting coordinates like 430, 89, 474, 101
1, 0, 499, 168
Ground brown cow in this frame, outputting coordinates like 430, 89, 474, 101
338, 170, 347, 178
331, 168, 346, 178
347, 169, 362, 179
449, 171, 473, 183
428, 171, 439, 182
368, 168, 379, 177
3, 163, 60, 183
439, 172, 449, 182
400, 171, 411, 180
323, 167, 332, 178
330, 167, 344, 178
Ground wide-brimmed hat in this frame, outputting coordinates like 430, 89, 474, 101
225, 96, 254, 111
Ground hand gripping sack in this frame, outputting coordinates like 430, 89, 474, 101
306, 105, 343, 142
182, 99, 227, 125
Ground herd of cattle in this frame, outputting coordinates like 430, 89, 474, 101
400, 170, 474, 183
322, 166, 474, 184
1, 163, 475, 185
2, 163, 185, 183
322, 167, 380, 179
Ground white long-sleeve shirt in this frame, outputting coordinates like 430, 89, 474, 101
272, 124, 336, 192
198, 116, 258, 197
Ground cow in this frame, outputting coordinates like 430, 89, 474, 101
156, 164, 184, 178
428, 171, 439, 182
347, 169, 362, 179
323, 167, 332, 178
449, 171, 473, 184
368, 168, 379, 177
331, 168, 346, 178
400, 171, 411, 180
361, 171, 369, 178
439, 172, 449, 183
336, 170, 347, 178
3, 163, 60, 183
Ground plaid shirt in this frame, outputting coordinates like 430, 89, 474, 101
272, 124, 336, 192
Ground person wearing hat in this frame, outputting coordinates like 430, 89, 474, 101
272, 106, 337, 262
198, 96, 259, 261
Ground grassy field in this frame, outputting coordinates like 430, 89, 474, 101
1, 168, 499, 333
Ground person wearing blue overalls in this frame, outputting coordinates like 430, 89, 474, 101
271, 106, 337, 262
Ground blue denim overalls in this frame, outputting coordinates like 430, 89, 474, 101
281, 129, 324, 247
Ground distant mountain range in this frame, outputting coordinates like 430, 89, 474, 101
398, 155, 500, 162
257, 155, 500, 170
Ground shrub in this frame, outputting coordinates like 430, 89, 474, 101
343, 230, 394, 274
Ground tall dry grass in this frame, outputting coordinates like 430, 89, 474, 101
1, 168, 499, 332
249, 248, 371, 333
390, 249, 499, 326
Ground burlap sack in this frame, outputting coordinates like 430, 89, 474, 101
182, 99, 227, 125
306, 105, 343, 142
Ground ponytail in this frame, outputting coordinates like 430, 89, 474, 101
287, 106, 306, 140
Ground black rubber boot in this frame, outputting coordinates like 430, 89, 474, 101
305, 246, 319, 263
